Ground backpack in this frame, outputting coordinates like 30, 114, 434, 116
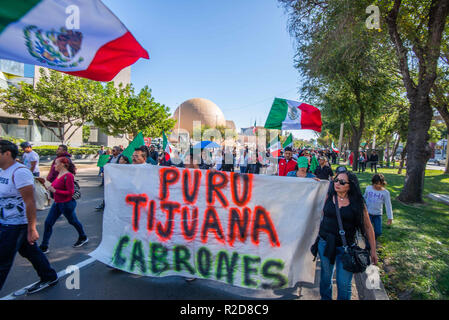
64, 175, 81, 200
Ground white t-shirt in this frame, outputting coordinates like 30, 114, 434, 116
22, 150, 40, 174
0, 163, 34, 225
363, 185, 393, 219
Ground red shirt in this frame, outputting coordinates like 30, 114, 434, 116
278, 158, 297, 176
51, 172, 74, 203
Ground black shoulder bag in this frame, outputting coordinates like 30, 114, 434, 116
334, 194, 370, 273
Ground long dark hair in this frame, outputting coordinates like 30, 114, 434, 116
329, 171, 366, 234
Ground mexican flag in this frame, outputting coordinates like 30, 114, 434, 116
0, 0, 149, 81
162, 131, 171, 161
283, 133, 293, 149
252, 121, 257, 134
331, 141, 340, 153
264, 98, 322, 132
268, 135, 281, 158
97, 154, 111, 168
122, 132, 145, 161
310, 155, 319, 173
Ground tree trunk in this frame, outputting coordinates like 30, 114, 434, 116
391, 134, 401, 169
398, 97, 433, 203
398, 144, 407, 175
385, 137, 391, 168
386, 0, 449, 202
350, 131, 362, 172
445, 132, 449, 174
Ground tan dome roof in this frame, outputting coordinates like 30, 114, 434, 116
173, 98, 226, 135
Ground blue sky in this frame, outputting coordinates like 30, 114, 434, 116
102, 0, 317, 140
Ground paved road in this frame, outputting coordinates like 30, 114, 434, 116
0, 168, 357, 300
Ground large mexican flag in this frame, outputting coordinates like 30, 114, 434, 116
0, 0, 149, 81
264, 98, 322, 132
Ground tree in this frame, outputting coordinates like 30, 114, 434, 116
0, 69, 104, 143
82, 125, 91, 143
280, 0, 400, 171
92, 84, 176, 140
381, 0, 449, 202
431, 28, 449, 174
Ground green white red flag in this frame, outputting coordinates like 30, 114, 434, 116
331, 141, 340, 153
282, 133, 293, 149
162, 131, 171, 161
268, 135, 281, 157
264, 98, 322, 132
0, 0, 149, 81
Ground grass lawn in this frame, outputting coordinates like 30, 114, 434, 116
333, 165, 449, 300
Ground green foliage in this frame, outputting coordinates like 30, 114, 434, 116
91, 84, 176, 140
0, 69, 104, 143
0, 135, 26, 145
17, 145, 98, 157
351, 167, 449, 299
82, 125, 91, 143
280, 0, 402, 161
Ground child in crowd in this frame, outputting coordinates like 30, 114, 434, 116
363, 174, 393, 240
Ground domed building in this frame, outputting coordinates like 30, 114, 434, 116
172, 98, 228, 136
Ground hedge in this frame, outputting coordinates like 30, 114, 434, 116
18, 145, 99, 157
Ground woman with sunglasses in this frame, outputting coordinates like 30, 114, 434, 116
316, 168, 377, 300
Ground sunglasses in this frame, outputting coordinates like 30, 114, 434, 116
334, 178, 349, 185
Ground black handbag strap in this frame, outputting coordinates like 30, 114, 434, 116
334, 193, 349, 251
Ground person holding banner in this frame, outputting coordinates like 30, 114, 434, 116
287, 157, 319, 180
278, 147, 297, 176
132, 147, 148, 164
118, 154, 131, 164
317, 168, 377, 300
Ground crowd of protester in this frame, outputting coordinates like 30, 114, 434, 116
0, 140, 394, 299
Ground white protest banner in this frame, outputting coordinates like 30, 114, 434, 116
89, 164, 329, 290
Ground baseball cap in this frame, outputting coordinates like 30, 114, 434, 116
297, 157, 309, 168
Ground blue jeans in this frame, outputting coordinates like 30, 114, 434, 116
240, 166, 247, 173
369, 214, 382, 239
42, 200, 86, 247
0, 224, 57, 290
318, 238, 353, 300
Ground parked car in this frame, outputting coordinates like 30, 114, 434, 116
429, 157, 447, 166
435, 158, 446, 166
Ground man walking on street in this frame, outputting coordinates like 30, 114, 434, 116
97, 146, 105, 176
20, 142, 40, 177
95, 146, 121, 211
0, 140, 58, 294
47, 145, 75, 183
369, 151, 379, 173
